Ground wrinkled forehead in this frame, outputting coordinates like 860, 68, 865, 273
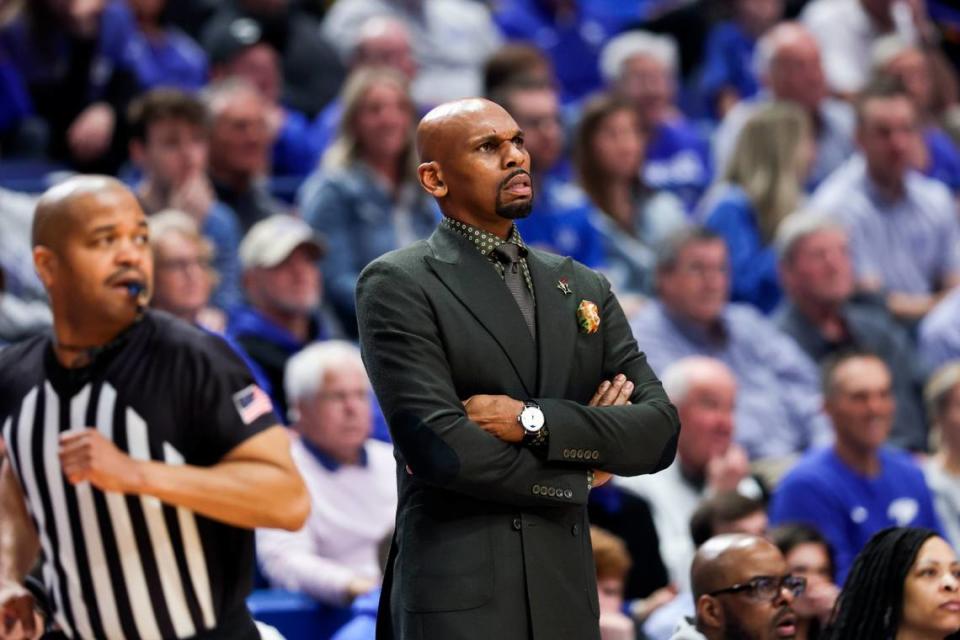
726, 545, 787, 584
72, 189, 147, 231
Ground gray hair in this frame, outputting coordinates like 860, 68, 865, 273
753, 22, 815, 81
654, 225, 722, 273
871, 34, 916, 71
600, 30, 678, 85
284, 340, 368, 422
661, 356, 736, 405
201, 77, 264, 119
774, 210, 845, 264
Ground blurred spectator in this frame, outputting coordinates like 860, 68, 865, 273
923, 363, 960, 551
207, 16, 323, 177
810, 78, 960, 324
769, 524, 839, 640
697, 0, 784, 118
701, 102, 813, 313
801, 0, 933, 96
298, 68, 437, 336
147, 210, 224, 332
618, 356, 764, 593
590, 526, 638, 640
826, 527, 960, 639
482, 43, 553, 98
492, 0, 643, 104
649, 495, 770, 640
229, 215, 330, 419
322, 0, 501, 107
204, 79, 288, 231
601, 30, 712, 211
670, 534, 801, 640
873, 37, 960, 193
0, 0, 140, 172
713, 22, 856, 190
588, 482, 675, 626
124, 0, 207, 91
257, 341, 396, 606
0, 186, 44, 302
490, 81, 606, 268
201, 0, 344, 117
769, 352, 942, 583
631, 227, 831, 461
128, 88, 243, 309
918, 288, 960, 376
574, 93, 687, 300
775, 212, 925, 450
312, 16, 419, 156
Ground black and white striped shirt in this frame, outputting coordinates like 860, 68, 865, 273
0, 311, 277, 640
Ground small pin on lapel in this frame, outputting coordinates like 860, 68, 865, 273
557, 277, 572, 295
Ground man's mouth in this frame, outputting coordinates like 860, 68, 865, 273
940, 600, 960, 612
502, 172, 532, 197
775, 612, 798, 638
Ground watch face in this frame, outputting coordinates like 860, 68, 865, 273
521, 406, 544, 432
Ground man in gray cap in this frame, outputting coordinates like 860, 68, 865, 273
227, 214, 332, 420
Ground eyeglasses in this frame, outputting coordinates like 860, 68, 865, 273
708, 575, 806, 603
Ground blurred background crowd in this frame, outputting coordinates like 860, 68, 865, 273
3, 0, 960, 638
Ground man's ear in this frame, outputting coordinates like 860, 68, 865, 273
33, 246, 57, 291
696, 595, 724, 631
418, 161, 447, 198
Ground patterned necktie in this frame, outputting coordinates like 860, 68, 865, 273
493, 243, 536, 337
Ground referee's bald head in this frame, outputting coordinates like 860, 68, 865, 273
32, 176, 133, 252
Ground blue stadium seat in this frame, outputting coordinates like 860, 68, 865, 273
247, 589, 352, 640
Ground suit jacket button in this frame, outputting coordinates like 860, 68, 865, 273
576, 449, 584, 459
564, 489, 573, 499
547, 487, 556, 497
512, 518, 522, 531
563, 448, 570, 458
571, 524, 580, 535
532, 485, 541, 495
592, 451, 599, 460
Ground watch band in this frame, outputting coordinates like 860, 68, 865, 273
525, 424, 549, 450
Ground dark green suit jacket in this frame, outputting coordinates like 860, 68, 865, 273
356, 223, 680, 640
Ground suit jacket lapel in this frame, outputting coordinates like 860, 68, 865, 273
425, 226, 538, 395
528, 251, 578, 397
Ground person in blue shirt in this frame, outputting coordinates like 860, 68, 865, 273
123, 0, 208, 91
490, 80, 606, 269
492, 0, 654, 104
700, 102, 814, 313
0, 0, 141, 173
769, 352, 943, 585
600, 30, 713, 212
874, 38, 960, 194
697, 0, 783, 119
298, 68, 438, 337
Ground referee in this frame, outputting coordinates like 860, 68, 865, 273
0, 176, 309, 639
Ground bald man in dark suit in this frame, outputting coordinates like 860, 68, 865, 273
356, 98, 680, 640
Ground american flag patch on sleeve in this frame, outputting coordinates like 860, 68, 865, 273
232, 384, 273, 425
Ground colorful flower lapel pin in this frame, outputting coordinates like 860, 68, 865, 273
576, 299, 600, 334
557, 277, 572, 295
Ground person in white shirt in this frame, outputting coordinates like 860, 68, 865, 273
256, 340, 398, 606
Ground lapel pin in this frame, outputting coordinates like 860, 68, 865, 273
557, 277, 572, 295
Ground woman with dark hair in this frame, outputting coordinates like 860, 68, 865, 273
826, 527, 960, 640
573, 93, 687, 299
770, 524, 839, 640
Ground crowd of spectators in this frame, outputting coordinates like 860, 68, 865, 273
4, 0, 960, 638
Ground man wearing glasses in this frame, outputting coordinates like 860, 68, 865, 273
670, 534, 804, 640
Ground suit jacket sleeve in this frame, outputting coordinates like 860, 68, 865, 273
537, 273, 680, 477
356, 258, 591, 508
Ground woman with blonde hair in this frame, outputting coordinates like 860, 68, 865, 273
297, 67, 438, 335
923, 362, 960, 552
700, 101, 814, 313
